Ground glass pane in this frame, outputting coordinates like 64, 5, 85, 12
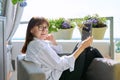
12, 24, 27, 40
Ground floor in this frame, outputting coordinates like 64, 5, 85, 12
10, 60, 17, 80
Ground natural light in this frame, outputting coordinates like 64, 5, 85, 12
13, 0, 120, 40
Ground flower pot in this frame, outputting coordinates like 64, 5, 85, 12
78, 27, 107, 40
51, 28, 74, 40
92, 27, 107, 40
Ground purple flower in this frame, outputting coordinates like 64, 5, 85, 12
84, 18, 100, 28
20, 1, 27, 7
61, 21, 71, 29
82, 14, 107, 28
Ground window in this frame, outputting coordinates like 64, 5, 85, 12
12, 0, 120, 40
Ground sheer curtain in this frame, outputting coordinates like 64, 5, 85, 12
5, 0, 26, 79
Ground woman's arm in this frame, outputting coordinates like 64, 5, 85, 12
46, 34, 93, 59
73, 36, 93, 59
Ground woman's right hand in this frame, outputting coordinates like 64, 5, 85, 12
73, 36, 93, 59
80, 36, 93, 49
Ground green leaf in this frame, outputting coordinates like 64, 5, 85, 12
12, 0, 17, 5
12, 0, 24, 5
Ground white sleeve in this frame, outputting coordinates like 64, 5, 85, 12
25, 41, 75, 72
50, 44, 63, 53
59, 55, 75, 71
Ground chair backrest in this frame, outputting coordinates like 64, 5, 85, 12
17, 54, 46, 80
86, 58, 118, 80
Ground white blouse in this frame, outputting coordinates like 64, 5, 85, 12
24, 38, 75, 80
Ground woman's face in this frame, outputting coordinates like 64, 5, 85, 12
30, 23, 49, 40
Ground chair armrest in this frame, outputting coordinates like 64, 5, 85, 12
86, 58, 117, 80
17, 55, 46, 80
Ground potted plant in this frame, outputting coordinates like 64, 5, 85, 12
78, 14, 107, 40
72, 18, 84, 28
48, 18, 64, 33
48, 18, 76, 40
12, 0, 27, 7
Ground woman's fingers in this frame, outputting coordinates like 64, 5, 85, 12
81, 36, 93, 48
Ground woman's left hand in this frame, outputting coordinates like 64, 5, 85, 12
45, 34, 57, 45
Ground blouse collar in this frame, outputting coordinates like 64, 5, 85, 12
33, 37, 44, 41
33, 37, 48, 43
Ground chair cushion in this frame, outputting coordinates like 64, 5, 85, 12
85, 58, 117, 80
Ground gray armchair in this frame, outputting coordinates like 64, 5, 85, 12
17, 54, 120, 80
17, 54, 46, 80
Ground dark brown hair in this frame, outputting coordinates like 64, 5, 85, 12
21, 17, 49, 53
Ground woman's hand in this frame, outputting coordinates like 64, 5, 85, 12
45, 34, 57, 45
73, 36, 93, 59
80, 36, 93, 49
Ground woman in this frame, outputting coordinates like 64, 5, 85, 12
21, 17, 103, 80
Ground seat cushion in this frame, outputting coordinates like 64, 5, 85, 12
85, 58, 117, 80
